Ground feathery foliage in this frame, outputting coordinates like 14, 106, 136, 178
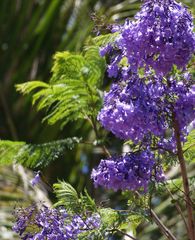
0, 141, 25, 165
92, 32, 119, 47
184, 129, 195, 163
53, 181, 96, 213
53, 181, 80, 211
16, 46, 105, 127
53, 180, 144, 239
0, 137, 81, 169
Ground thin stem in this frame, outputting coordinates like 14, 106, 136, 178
108, 229, 138, 240
151, 146, 175, 155
150, 209, 177, 240
166, 186, 189, 235
183, 143, 195, 153
135, 192, 177, 240
171, 182, 194, 207
90, 116, 111, 158
173, 115, 195, 240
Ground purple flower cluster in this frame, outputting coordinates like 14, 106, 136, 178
13, 205, 101, 240
101, 0, 195, 76
98, 75, 169, 142
95, 75, 194, 190
98, 74, 195, 148
174, 84, 195, 133
94, 0, 195, 193
91, 150, 165, 192
158, 79, 195, 151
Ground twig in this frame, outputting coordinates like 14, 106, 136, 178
150, 209, 177, 240
135, 191, 177, 240
171, 181, 194, 207
166, 185, 189, 236
89, 116, 111, 158
108, 228, 138, 240
183, 143, 195, 153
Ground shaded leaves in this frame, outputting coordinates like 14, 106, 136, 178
0, 137, 81, 168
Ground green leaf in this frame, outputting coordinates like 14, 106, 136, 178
53, 181, 80, 211
165, 177, 195, 192
83, 46, 106, 86
126, 191, 150, 211
183, 129, 195, 163
92, 32, 119, 47
99, 208, 119, 228
119, 214, 143, 236
80, 188, 97, 212
16, 81, 49, 94
98, 207, 144, 236
16, 46, 105, 127
50, 52, 86, 83
53, 181, 97, 213
0, 137, 81, 168
0, 140, 25, 165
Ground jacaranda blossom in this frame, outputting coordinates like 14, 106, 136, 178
91, 150, 165, 192
13, 204, 101, 240
101, 0, 195, 77
98, 73, 195, 150
98, 75, 169, 142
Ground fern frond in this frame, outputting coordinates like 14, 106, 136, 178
16, 81, 49, 94
53, 180, 98, 214
16, 46, 105, 127
83, 46, 106, 86
93, 32, 119, 47
0, 141, 25, 165
53, 181, 80, 211
80, 188, 97, 212
183, 129, 195, 163
0, 137, 81, 168
50, 52, 86, 83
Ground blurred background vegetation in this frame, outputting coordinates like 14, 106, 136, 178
0, 0, 194, 239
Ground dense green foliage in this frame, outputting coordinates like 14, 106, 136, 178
0, 137, 81, 168
16, 46, 105, 127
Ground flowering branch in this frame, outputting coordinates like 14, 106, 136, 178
11, 0, 195, 239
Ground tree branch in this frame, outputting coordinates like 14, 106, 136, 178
166, 186, 189, 236
150, 209, 177, 240
89, 116, 111, 158
173, 114, 195, 240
